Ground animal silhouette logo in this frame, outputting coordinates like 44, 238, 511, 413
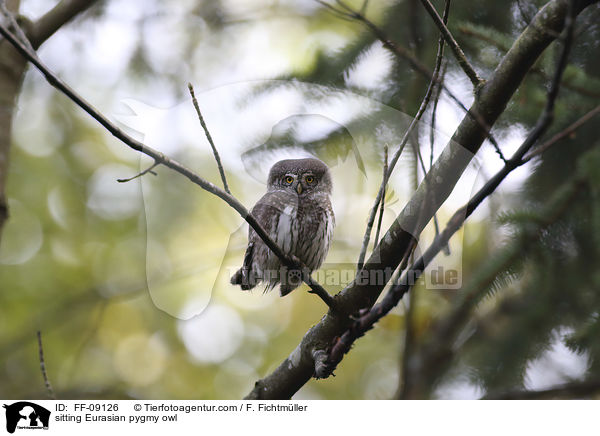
3, 402, 50, 433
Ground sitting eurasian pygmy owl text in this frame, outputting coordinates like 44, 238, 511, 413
231, 158, 335, 296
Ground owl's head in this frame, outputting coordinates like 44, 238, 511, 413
267, 158, 332, 196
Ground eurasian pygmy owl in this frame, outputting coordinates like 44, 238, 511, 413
231, 158, 335, 296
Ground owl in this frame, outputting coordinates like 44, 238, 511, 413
231, 158, 335, 296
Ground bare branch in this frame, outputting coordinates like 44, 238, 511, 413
355, 82, 431, 269
428, 83, 444, 164
187, 83, 231, 194
359, 0, 369, 15
0, 18, 338, 313
373, 144, 387, 247
418, 0, 483, 87
27, 0, 100, 49
37, 331, 56, 399
330, 152, 584, 385
116, 160, 159, 183
523, 104, 600, 161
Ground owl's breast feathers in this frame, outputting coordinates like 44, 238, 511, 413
296, 192, 334, 271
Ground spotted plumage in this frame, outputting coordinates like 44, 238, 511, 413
231, 158, 335, 296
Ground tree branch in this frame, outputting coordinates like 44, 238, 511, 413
188, 82, 230, 194
418, 0, 483, 87
27, 0, 100, 49
523, 104, 600, 161
37, 331, 56, 399
0, 17, 338, 313
243, 0, 596, 399
116, 159, 159, 183
372, 144, 387, 247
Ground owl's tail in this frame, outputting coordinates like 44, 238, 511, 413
230, 268, 255, 290
230, 242, 257, 291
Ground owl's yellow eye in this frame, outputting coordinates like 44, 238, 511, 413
305, 176, 315, 184
284, 176, 294, 184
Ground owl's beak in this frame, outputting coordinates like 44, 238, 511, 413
296, 183, 303, 195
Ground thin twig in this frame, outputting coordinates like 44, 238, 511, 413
0, 18, 337, 313
373, 144, 388, 247
355, 83, 432, 269
523, 104, 600, 161
116, 160, 159, 183
429, 66, 446, 169
428, 0, 449, 168
516, 0, 535, 27
418, 0, 483, 87
411, 126, 446, 255
359, 0, 369, 15
36, 331, 56, 399
187, 83, 231, 194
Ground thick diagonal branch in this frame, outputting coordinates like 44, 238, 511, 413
27, 0, 100, 49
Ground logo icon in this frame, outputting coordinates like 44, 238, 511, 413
3, 402, 50, 434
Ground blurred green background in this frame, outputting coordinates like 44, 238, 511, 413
1, 0, 599, 399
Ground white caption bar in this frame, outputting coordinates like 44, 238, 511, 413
0, 400, 596, 435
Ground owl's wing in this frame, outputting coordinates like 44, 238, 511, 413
232, 190, 293, 290
247, 190, 293, 240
